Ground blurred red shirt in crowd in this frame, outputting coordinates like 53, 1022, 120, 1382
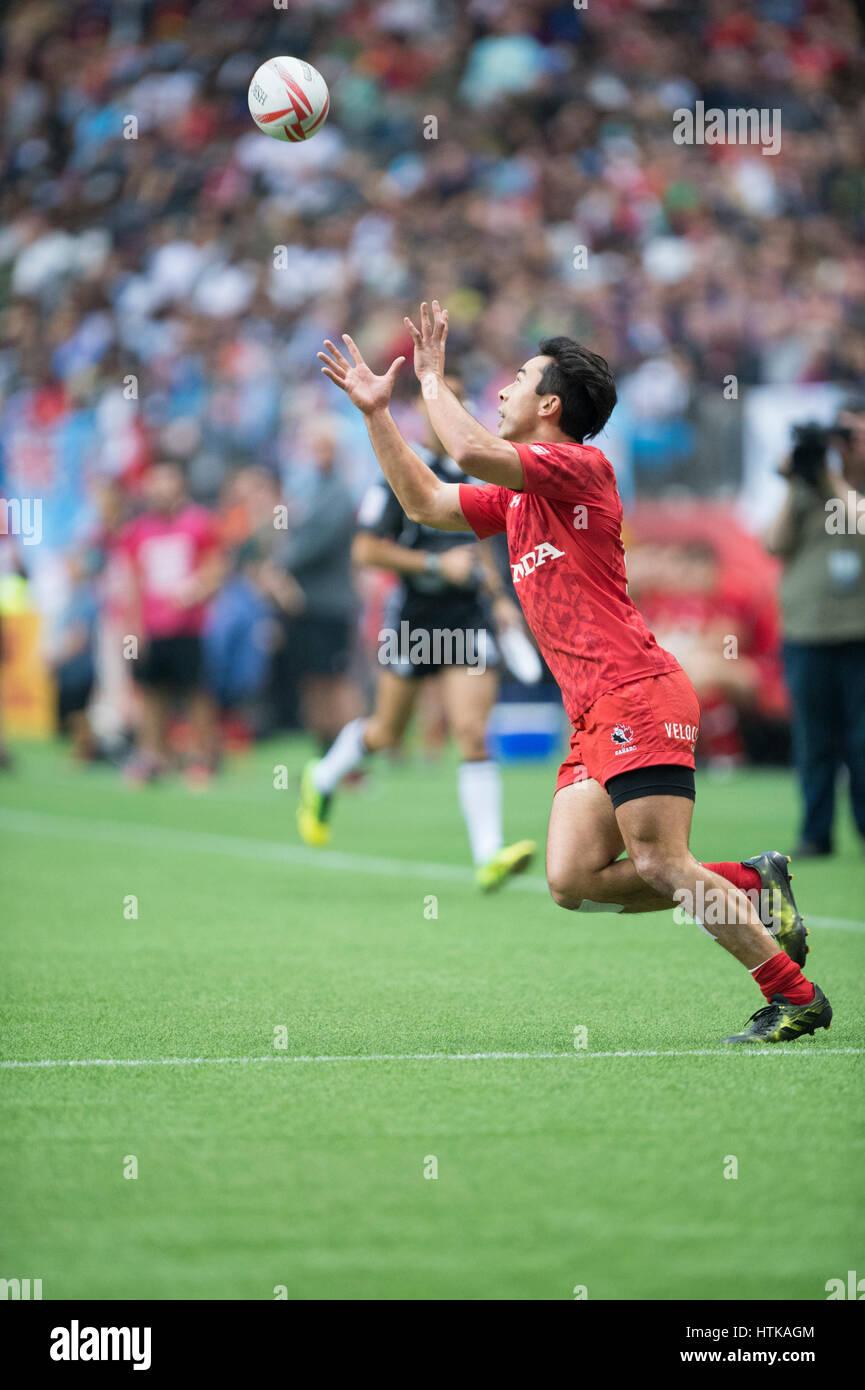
120, 465, 221, 639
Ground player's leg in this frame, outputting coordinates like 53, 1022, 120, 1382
546, 780, 808, 954
837, 637, 865, 846
417, 678, 449, 760
783, 640, 840, 854
298, 669, 418, 846
185, 689, 220, 783
614, 793, 776, 966
316, 666, 417, 780
439, 663, 535, 889
178, 636, 220, 785
126, 641, 170, 783
546, 777, 675, 913
297, 671, 361, 753
440, 663, 501, 864
364, 668, 420, 753
127, 684, 168, 782
613, 790, 831, 1044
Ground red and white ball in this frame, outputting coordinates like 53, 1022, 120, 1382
247, 56, 330, 143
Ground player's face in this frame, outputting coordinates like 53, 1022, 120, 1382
497, 356, 554, 442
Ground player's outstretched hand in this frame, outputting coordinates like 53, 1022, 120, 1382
318, 335, 405, 415
404, 300, 448, 385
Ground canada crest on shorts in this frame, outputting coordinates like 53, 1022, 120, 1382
611, 723, 634, 746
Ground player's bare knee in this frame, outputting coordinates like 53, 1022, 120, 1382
363, 718, 397, 753
630, 846, 680, 897
548, 879, 584, 911
546, 862, 596, 910
456, 731, 488, 761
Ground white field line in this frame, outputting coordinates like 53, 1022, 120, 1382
1, 1048, 862, 1070
0, 807, 863, 932
0, 806, 493, 887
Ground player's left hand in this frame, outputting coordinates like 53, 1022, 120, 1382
404, 300, 448, 386
318, 336, 405, 415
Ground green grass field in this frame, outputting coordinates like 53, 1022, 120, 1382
1, 738, 863, 1301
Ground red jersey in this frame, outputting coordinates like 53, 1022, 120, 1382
121, 505, 219, 638
459, 440, 680, 722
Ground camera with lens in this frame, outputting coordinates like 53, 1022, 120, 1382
788, 421, 834, 486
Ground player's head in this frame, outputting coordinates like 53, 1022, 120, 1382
145, 460, 187, 514
497, 338, 617, 444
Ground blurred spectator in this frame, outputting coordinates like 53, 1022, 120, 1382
120, 460, 224, 785
1, 0, 865, 770
764, 401, 865, 855
271, 426, 362, 747
2, 0, 864, 525
50, 551, 98, 760
0, 531, 20, 771
204, 465, 303, 721
628, 540, 761, 766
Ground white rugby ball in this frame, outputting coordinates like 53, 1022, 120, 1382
248, 56, 330, 142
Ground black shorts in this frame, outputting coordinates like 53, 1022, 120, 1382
379, 590, 498, 680
606, 763, 696, 810
134, 635, 203, 693
285, 615, 352, 678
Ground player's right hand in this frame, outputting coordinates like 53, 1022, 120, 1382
318, 335, 405, 415
438, 546, 475, 586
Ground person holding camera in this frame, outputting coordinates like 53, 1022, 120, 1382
765, 404, 865, 857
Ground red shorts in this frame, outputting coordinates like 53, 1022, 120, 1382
555, 669, 701, 795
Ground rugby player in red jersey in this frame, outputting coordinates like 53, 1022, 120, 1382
316, 302, 832, 1045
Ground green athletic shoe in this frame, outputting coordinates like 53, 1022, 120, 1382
475, 839, 536, 893
742, 850, 809, 967
722, 984, 832, 1044
297, 761, 332, 848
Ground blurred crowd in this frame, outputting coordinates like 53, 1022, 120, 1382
1, 0, 864, 774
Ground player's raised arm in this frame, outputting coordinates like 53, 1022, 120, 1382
318, 334, 471, 531
404, 301, 525, 488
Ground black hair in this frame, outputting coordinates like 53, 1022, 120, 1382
536, 337, 617, 442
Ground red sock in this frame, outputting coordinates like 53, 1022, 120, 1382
703, 862, 762, 895
752, 952, 815, 1004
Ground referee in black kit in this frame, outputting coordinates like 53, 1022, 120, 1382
297, 369, 536, 891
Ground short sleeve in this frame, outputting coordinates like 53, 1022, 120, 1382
356, 482, 403, 539
459, 482, 510, 538
512, 441, 612, 504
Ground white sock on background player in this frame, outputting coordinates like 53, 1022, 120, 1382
457, 759, 503, 866
313, 717, 367, 794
